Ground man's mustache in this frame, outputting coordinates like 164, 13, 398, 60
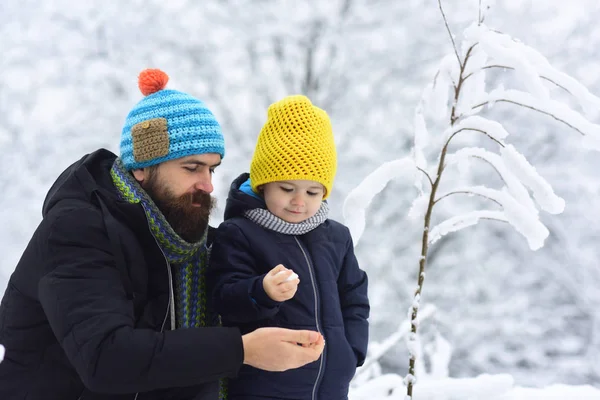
180, 190, 212, 206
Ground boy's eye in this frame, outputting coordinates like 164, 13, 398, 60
280, 187, 293, 193
307, 191, 319, 196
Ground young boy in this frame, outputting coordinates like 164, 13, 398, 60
208, 95, 369, 400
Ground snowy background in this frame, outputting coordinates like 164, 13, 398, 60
1, 0, 600, 398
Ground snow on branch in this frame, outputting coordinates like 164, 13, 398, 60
474, 89, 600, 149
429, 210, 507, 246
445, 146, 564, 214
443, 115, 509, 145
414, 105, 430, 178
500, 144, 565, 214
467, 23, 600, 120
469, 23, 549, 99
343, 157, 416, 244
432, 185, 550, 250
422, 58, 454, 121
350, 373, 515, 400
355, 304, 437, 380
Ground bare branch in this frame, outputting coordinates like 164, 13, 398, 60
446, 127, 505, 148
432, 69, 441, 87
272, 36, 296, 94
340, 0, 353, 17
438, 0, 462, 68
450, 44, 477, 124
302, 21, 324, 96
464, 65, 572, 94
472, 99, 586, 136
408, 18, 471, 396
417, 167, 434, 188
472, 154, 506, 183
480, 216, 508, 223
434, 190, 503, 206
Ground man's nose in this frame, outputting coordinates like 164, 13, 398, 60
194, 175, 214, 194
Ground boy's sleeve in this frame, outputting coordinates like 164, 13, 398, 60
337, 227, 370, 367
208, 221, 282, 325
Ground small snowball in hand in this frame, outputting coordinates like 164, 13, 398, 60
276, 270, 299, 282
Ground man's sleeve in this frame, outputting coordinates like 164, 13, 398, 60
38, 207, 243, 394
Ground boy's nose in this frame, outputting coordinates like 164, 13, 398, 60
291, 195, 305, 206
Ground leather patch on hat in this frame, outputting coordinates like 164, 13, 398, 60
131, 117, 169, 162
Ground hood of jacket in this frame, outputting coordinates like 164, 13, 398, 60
41, 148, 123, 218
223, 173, 267, 221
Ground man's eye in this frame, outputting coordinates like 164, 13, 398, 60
184, 166, 197, 172
209, 168, 216, 175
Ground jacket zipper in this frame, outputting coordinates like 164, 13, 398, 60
136, 214, 176, 400
94, 201, 172, 400
293, 237, 324, 400
143, 214, 175, 332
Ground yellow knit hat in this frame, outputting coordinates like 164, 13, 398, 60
250, 95, 337, 199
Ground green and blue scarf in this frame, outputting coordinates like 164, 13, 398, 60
111, 158, 227, 399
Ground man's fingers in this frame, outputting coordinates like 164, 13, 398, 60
279, 329, 321, 345
242, 328, 325, 372
313, 334, 325, 349
294, 340, 325, 365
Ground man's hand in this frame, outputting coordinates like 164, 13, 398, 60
263, 264, 299, 302
242, 327, 325, 372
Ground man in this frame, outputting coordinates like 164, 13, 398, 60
0, 69, 325, 400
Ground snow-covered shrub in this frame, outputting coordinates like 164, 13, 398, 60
345, 2, 600, 398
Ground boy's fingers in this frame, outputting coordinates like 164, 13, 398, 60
273, 270, 296, 284
268, 264, 288, 276
279, 280, 299, 292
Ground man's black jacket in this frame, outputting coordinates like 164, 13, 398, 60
0, 149, 243, 400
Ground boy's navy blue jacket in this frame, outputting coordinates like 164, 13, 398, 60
208, 174, 370, 400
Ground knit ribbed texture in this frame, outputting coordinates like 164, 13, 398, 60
120, 69, 225, 170
250, 95, 337, 198
244, 201, 329, 235
110, 158, 227, 399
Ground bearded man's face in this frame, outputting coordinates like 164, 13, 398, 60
133, 154, 221, 243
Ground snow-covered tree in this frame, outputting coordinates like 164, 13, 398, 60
344, 2, 600, 397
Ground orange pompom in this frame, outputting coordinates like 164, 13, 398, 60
138, 69, 169, 96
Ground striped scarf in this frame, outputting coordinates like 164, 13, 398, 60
244, 201, 329, 235
110, 158, 227, 399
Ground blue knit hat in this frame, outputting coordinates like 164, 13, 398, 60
120, 69, 225, 170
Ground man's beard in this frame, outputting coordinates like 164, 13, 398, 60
142, 173, 215, 243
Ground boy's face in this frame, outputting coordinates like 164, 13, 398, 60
132, 153, 221, 242
261, 180, 325, 223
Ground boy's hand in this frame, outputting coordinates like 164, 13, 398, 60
263, 264, 300, 302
